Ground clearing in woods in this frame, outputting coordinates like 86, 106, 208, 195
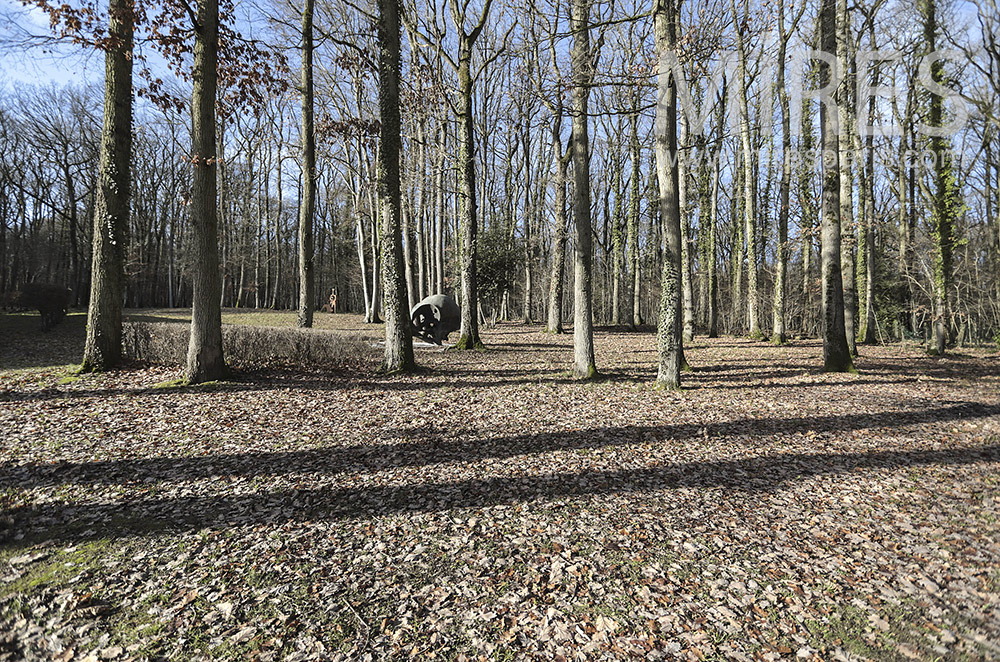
1, 310, 999, 661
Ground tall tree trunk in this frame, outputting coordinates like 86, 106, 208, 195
454, 45, 484, 349
895, 121, 909, 338
297, 0, 316, 328
860, 146, 876, 343
356, 201, 371, 320
415, 120, 427, 302
858, 33, 878, 346
730, 0, 760, 339
836, 0, 858, 355
731, 145, 744, 331
799, 80, 817, 336
378, 0, 415, 372
546, 109, 569, 334
403, 199, 417, 309
522, 122, 533, 324
772, 2, 793, 345
81, 0, 132, 373
610, 146, 624, 326
435, 121, 446, 294
679, 111, 695, 341
654, 0, 684, 389
368, 186, 382, 323
707, 144, 719, 338
628, 109, 642, 329
570, 0, 597, 378
921, 0, 957, 356
819, 0, 854, 372
186, 0, 227, 383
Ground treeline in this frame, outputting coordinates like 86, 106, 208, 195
1, 0, 998, 364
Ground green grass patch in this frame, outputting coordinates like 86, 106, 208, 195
0, 539, 114, 603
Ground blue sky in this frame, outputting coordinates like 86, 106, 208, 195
0, 1, 101, 87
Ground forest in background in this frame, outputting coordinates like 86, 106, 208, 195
0, 0, 998, 347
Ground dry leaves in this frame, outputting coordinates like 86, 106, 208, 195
1, 324, 999, 661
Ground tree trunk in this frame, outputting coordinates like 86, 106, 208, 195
546, 108, 569, 334
403, 199, 417, 309
186, 0, 227, 384
435, 121, 446, 294
772, 3, 792, 345
837, 0, 857, 355
730, 0, 760, 339
679, 111, 695, 342
356, 205, 371, 320
415, 120, 427, 302
610, 147, 623, 326
522, 122, 533, 324
81, 0, 132, 373
731, 146, 744, 331
297, 0, 316, 328
378, 0, 415, 372
819, 0, 854, 373
799, 77, 817, 337
454, 45, 484, 349
921, 0, 956, 356
570, 0, 597, 378
654, 0, 683, 389
628, 109, 642, 329
707, 145, 719, 338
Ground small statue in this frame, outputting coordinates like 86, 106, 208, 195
328, 288, 338, 313
410, 294, 460, 345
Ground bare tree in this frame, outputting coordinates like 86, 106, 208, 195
819, 0, 854, 372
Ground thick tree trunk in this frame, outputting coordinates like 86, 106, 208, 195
378, 0, 415, 372
297, 0, 316, 328
570, 0, 597, 378
819, 0, 854, 373
654, 0, 683, 389
81, 0, 132, 373
186, 0, 227, 384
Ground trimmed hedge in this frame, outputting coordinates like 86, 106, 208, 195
122, 321, 378, 370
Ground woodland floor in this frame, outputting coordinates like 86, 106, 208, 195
1, 310, 999, 662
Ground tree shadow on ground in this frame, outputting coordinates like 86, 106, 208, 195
5, 440, 998, 546
3, 401, 997, 492
865, 355, 1000, 380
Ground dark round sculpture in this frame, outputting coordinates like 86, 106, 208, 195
410, 294, 460, 345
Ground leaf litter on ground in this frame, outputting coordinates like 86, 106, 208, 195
0, 323, 998, 661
